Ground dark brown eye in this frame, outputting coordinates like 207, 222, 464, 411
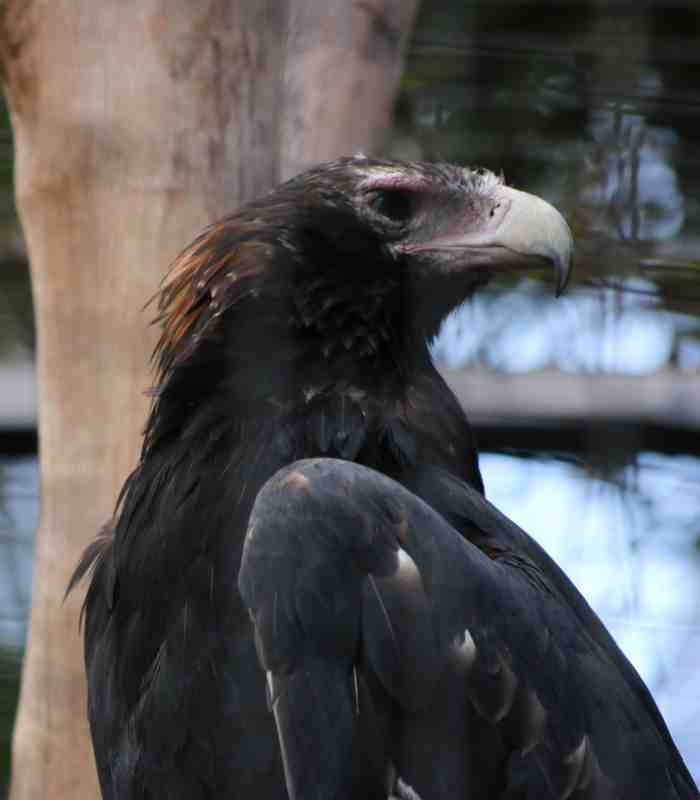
369, 190, 415, 223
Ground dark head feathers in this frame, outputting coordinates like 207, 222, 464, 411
149, 157, 507, 380
148, 155, 572, 389
151, 222, 267, 380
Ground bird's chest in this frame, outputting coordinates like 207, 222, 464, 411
289, 391, 427, 476
294, 387, 473, 479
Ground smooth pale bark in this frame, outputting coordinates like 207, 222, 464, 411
0, 1, 419, 797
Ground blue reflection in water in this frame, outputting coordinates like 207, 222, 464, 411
0, 457, 37, 649
433, 280, 699, 375
0, 453, 698, 778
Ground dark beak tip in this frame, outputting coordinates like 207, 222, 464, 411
555, 273, 566, 298
554, 252, 573, 298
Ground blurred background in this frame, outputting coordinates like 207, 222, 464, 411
1, 0, 699, 793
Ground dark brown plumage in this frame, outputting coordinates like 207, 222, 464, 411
71, 157, 696, 800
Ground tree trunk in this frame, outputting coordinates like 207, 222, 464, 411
0, 1, 418, 797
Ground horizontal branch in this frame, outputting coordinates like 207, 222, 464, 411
1, 361, 698, 458
440, 366, 700, 431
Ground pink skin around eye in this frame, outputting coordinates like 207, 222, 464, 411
393, 197, 512, 256
361, 170, 513, 260
358, 172, 431, 193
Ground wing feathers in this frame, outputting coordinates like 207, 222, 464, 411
362, 556, 440, 711
239, 458, 697, 800
466, 649, 519, 724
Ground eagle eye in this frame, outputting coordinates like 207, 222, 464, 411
369, 190, 416, 223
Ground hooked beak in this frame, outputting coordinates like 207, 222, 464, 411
400, 183, 574, 296
489, 185, 574, 296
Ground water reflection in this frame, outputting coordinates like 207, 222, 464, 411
0, 457, 37, 649
433, 279, 699, 374
583, 100, 685, 242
